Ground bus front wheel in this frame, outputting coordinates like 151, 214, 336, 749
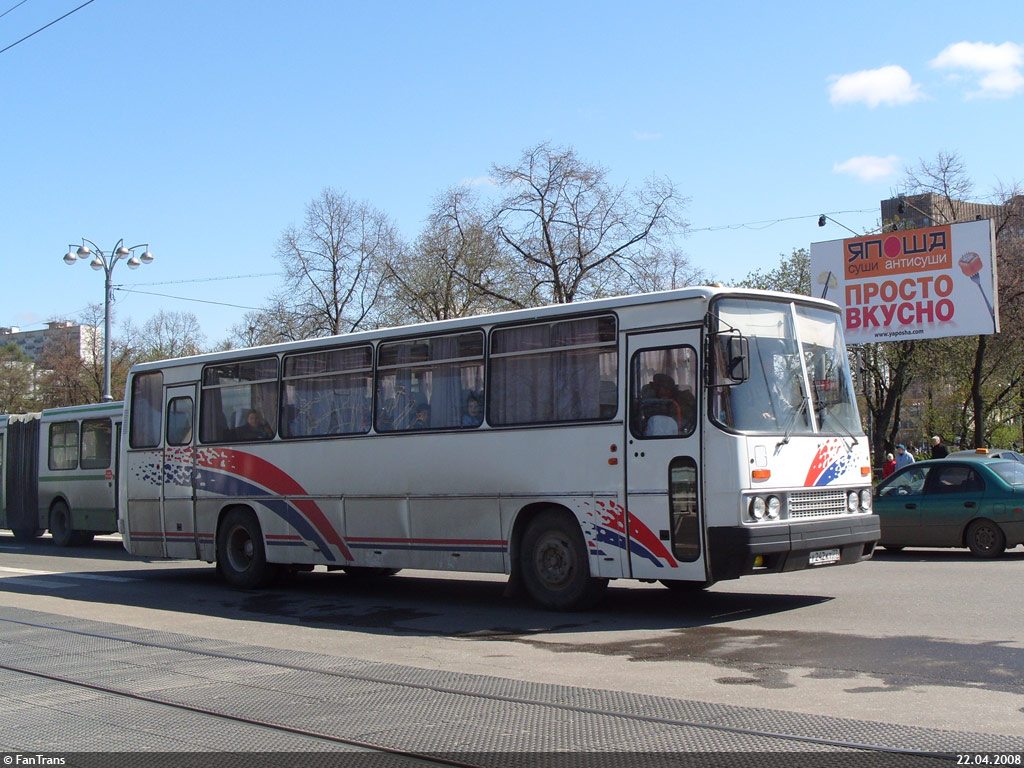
217, 509, 279, 588
519, 510, 607, 611
49, 501, 74, 548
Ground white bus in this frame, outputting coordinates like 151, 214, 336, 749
1, 402, 122, 545
120, 287, 879, 609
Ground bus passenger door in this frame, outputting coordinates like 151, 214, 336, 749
162, 385, 198, 558
625, 329, 707, 583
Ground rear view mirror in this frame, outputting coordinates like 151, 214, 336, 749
725, 335, 749, 383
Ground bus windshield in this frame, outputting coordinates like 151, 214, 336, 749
711, 298, 861, 436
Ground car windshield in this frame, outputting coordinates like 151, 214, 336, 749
989, 460, 1024, 486
710, 298, 861, 435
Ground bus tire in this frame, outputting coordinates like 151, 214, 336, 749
519, 509, 607, 611
966, 519, 1005, 559
11, 528, 43, 541
217, 509, 280, 588
71, 532, 95, 546
49, 501, 74, 548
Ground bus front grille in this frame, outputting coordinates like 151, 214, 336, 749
789, 489, 849, 518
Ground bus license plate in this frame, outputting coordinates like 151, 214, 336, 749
809, 548, 840, 566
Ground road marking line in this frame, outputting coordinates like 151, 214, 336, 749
0, 566, 135, 583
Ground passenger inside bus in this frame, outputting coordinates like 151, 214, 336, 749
640, 374, 695, 436
236, 409, 274, 440
462, 394, 483, 427
410, 403, 431, 429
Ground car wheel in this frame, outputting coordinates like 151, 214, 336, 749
965, 519, 1006, 559
519, 509, 607, 611
48, 501, 74, 548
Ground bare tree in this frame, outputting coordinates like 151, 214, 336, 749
897, 153, 1024, 447
274, 188, 401, 337
124, 310, 206, 363
382, 187, 520, 324
489, 143, 689, 304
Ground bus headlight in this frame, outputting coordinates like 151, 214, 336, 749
860, 489, 872, 512
847, 492, 859, 512
766, 495, 781, 520
749, 496, 766, 520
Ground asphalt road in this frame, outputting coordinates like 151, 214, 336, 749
1, 532, 1022, 741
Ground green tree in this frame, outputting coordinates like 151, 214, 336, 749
0, 342, 37, 412
736, 248, 810, 295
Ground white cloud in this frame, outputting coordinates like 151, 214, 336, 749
632, 131, 663, 141
828, 65, 923, 107
460, 176, 496, 188
930, 41, 1024, 98
833, 155, 901, 182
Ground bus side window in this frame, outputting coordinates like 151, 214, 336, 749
130, 371, 163, 448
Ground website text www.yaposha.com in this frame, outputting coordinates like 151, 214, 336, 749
873, 328, 926, 339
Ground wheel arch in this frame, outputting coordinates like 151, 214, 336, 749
508, 501, 580, 576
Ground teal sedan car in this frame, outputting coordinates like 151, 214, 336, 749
874, 457, 1024, 557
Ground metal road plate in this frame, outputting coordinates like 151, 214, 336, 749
809, 547, 840, 565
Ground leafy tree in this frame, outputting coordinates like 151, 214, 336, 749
0, 342, 37, 412
736, 248, 810, 295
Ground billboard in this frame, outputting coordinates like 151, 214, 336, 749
809, 219, 998, 344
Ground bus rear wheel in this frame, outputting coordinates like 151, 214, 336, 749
519, 510, 607, 611
49, 501, 74, 548
217, 509, 279, 588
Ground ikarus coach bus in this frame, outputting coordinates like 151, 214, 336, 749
120, 287, 879, 609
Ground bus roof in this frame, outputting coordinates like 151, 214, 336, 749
39, 402, 123, 420
128, 286, 840, 374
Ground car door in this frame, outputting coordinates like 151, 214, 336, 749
919, 462, 986, 547
877, 465, 931, 545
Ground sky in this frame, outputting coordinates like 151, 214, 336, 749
2, 0, 1023, 346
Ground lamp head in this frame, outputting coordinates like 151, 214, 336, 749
76, 245, 92, 258
126, 256, 141, 269
140, 250, 154, 264
63, 251, 77, 265
90, 256, 104, 271
115, 245, 131, 257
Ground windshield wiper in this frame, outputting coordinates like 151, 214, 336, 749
820, 404, 859, 449
776, 386, 810, 449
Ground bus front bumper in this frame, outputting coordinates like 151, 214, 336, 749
707, 515, 880, 583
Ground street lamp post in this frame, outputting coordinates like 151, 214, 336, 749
63, 238, 154, 402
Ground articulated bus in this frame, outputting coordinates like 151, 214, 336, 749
1, 402, 122, 545
120, 287, 880, 609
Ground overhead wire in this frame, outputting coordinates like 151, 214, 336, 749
0, 0, 96, 55
0, 0, 31, 21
